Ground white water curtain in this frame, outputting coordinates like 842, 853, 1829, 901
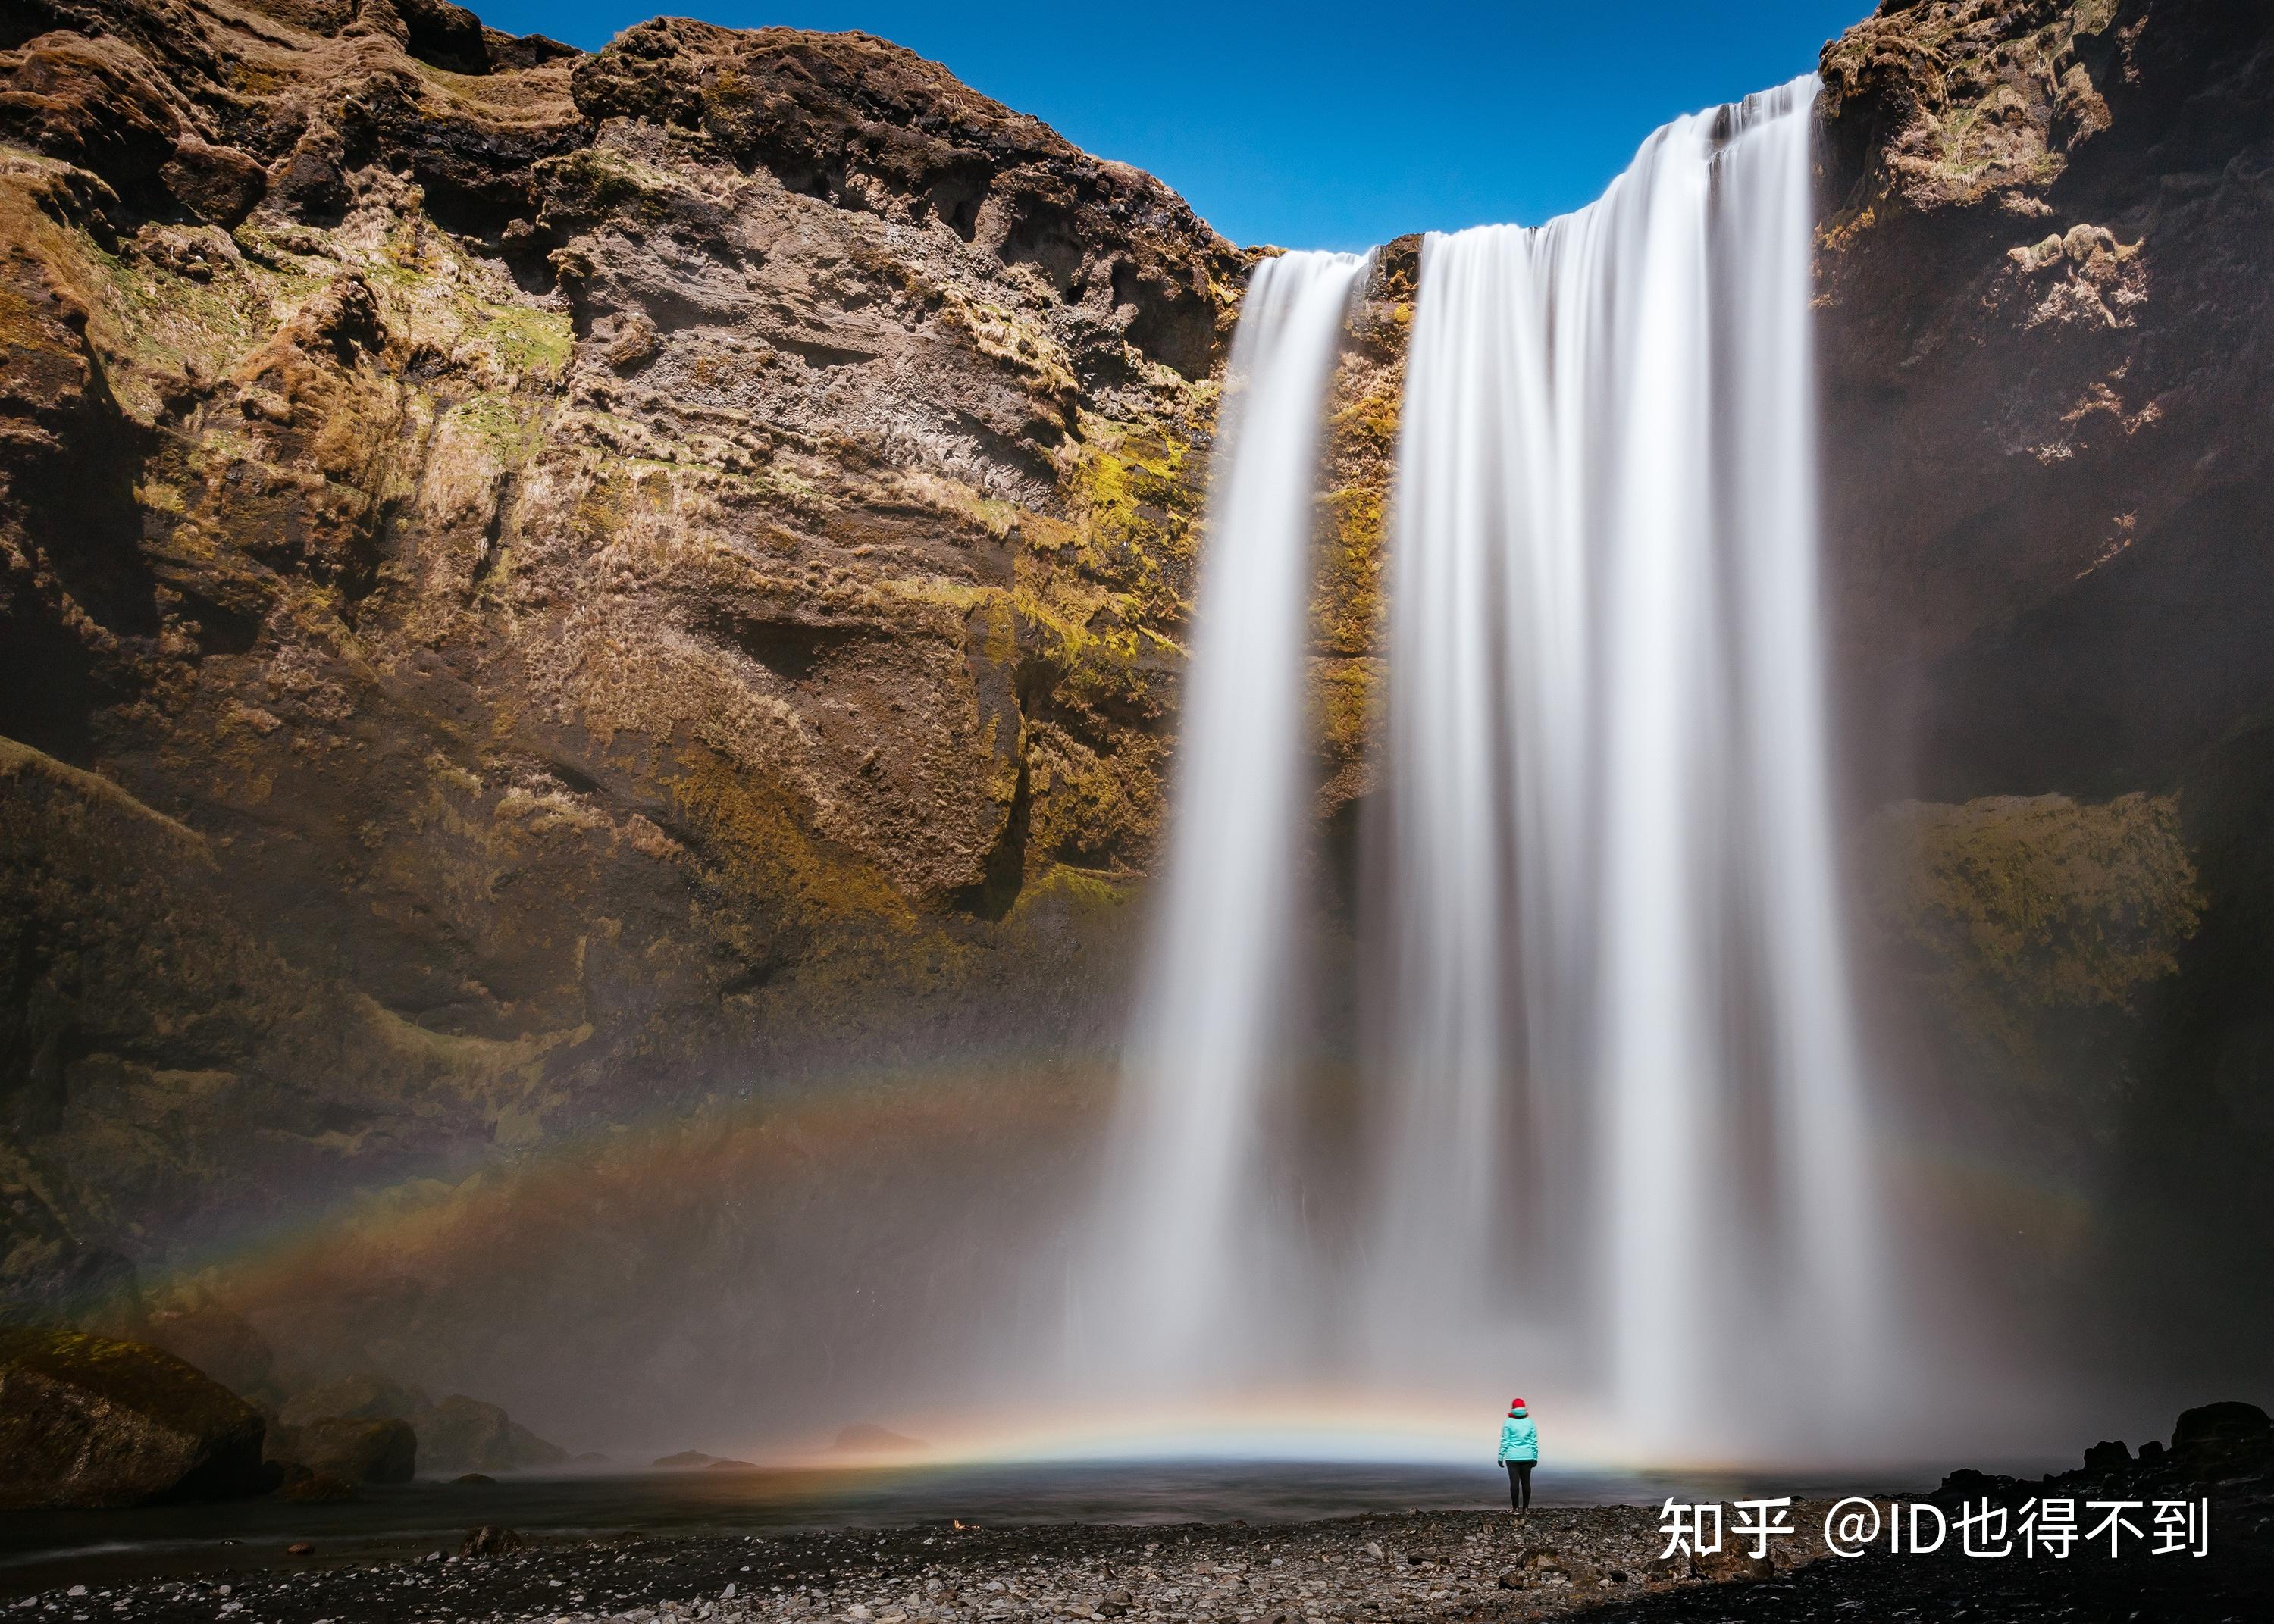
1088, 249, 1374, 1388
1370, 76, 1885, 1455
1082, 78, 1888, 1461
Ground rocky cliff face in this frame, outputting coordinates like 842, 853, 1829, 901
1816, 0, 2274, 796
1812, 0, 2274, 1384
0, 0, 1245, 1322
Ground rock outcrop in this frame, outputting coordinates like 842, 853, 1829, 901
0, 1325, 269, 1507
1814, 0, 2274, 1384
273, 1369, 564, 1475
2171, 1399, 2274, 1469
1933, 1397, 2274, 1507
1815, 0, 2274, 797
422, 1392, 569, 1474
0, 0, 1237, 1328
277, 1413, 418, 1483
828, 1422, 926, 1454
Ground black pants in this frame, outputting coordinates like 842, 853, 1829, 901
1505, 1460, 1533, 1510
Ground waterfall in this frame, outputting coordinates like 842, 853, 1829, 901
1369, 74, 1883, 1454
1084, 77, 1887, 1459
1088, 249, 1374, 1386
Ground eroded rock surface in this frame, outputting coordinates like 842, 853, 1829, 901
0, 0, 1239, 1322
1816, 0, 2274, 1387
0, 1325, 269, 1507
1816, 0, 2274, 795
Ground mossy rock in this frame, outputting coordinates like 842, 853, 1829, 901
1863, 791, 2204, 1065
0, 1325, 270, 1508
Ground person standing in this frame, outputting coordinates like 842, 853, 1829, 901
1497, 1397, 1538, 1513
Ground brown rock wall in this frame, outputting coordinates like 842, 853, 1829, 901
0, 0, 1235, 1318
1816, 0, 2274, 796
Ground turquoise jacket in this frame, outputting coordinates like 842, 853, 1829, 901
1498, 1409, 1539, 1463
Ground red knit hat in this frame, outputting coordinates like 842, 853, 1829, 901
1509, 1397, 1526, 1410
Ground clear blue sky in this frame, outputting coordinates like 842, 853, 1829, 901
472, 2, 1875, 251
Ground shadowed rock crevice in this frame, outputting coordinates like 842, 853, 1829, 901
949, 754, 1030, 922
698, 608, 877, 684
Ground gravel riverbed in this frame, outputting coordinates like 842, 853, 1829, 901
11, 1496, 2271, 1624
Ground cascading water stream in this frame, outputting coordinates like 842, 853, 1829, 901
1084, 78, 1889, 1459
1368, 74, 1884, 1454
1086, 249, 1374, 1388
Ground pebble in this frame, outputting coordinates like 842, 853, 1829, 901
9, 1493, 2269, 1622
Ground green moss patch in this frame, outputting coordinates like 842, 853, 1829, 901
1865, 791, 2204, 1060
0, 1325, 255, 1432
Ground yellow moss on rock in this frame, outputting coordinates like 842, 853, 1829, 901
1308, 253, 1409, 809
1023, 720, 1166, 875
1818, 0, 2120, 216
668, 748, 911, 934
1054, 407, 1209, 628
1864, 791, 2204, 1065
469, 306, 574, 382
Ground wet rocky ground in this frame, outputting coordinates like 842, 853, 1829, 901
11, 1493, 2271, 1624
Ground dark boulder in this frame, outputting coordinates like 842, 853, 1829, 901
1931, 1466, 2018, 1506
290, 1416, 417, 1484
2171, 1400, 2272, 1468
0, 1325, 269, 1508
2083, 1438, 2133, 1474
158, 137, 266, 227
461, 1524, 524, 1557
393, 0, 492, 74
